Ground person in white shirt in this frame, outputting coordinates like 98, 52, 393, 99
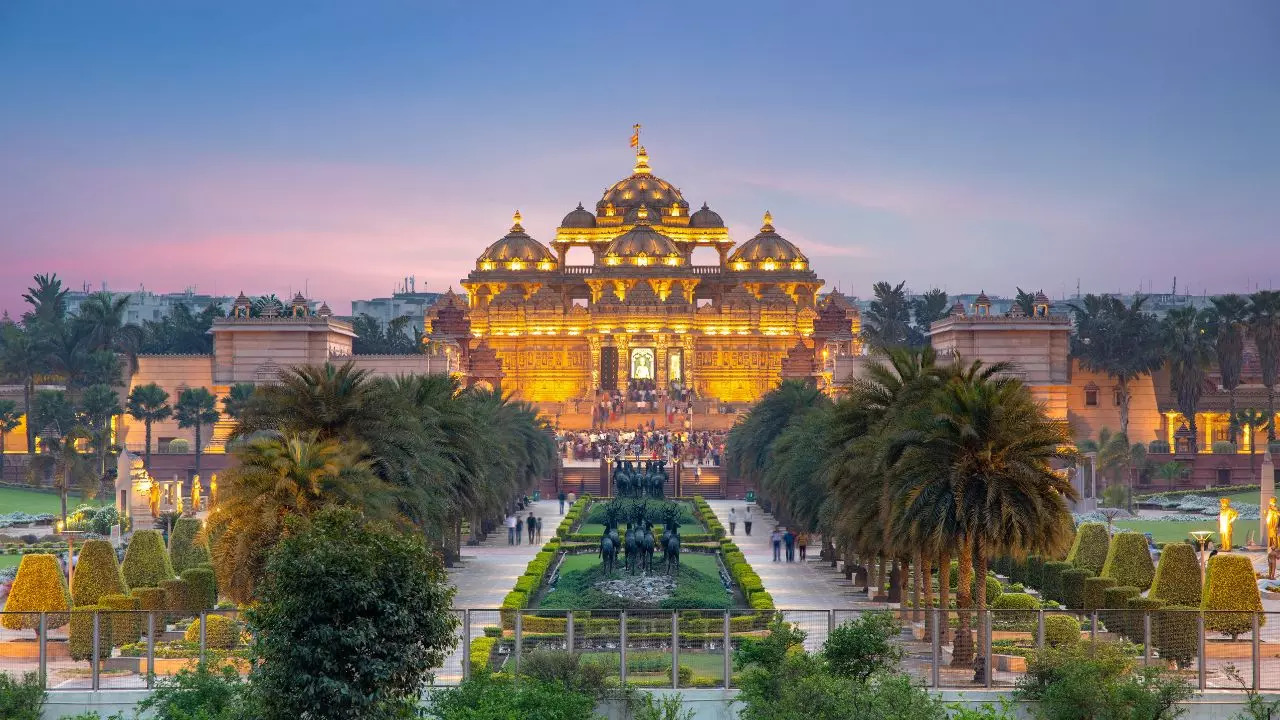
505, 514, 517, 545
744, 507, 753, 536
729, 507, 738, 535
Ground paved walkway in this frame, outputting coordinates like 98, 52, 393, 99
447, 499, 562, 609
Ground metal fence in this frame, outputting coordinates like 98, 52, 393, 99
3, 608, 1277, 691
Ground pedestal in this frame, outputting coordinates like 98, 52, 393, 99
1261, 450, 1275, 548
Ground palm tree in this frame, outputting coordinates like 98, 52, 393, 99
1207, 295, 1250, 442
1013, 287, 1037, 316
0, 399, 21, 480
1079, 428, 1146, 509
21, 273, 69, 334
910, 289, 950, 345
726, 380, 829, 493
1249, 291, 1280, 442
1234, 409, 1272, 475
79, 384, 122, 479
126, 383, 171, 470
74, 291, 144, 370
862, 281, 912, 349
220, 383, 257, 422
208, 431, 394, 603
1162, 307, 1213, 448
0, 323, 47, 453
175, 387, 219, 479
1069, 294, 1164, 436
1155, 461, 1189, 490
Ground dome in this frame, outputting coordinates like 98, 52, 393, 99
477, 211, 556, 271
603, 205, 681, 265
560, 202, 596, 229
689, 202, 724, 228
596, 147, 689, 219
727, 212, 808, 271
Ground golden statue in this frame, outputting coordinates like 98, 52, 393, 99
1268, 498, 1280, 550
191, 475, 202, 512
176, 490, 184, 515
210, 473, 218, 508
1219, 497, 1239, 551
148, 482, 161, 518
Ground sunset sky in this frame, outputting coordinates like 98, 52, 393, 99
1, 1, 1277, 317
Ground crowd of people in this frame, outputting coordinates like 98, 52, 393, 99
557, 428, 728, 465
589, 381, 698, 428
503, 510, 544, 545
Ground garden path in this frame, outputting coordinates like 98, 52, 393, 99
446, 498, 561, 609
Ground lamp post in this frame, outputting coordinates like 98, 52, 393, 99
54, 520, 85, 588
1189, 530, 1214, 586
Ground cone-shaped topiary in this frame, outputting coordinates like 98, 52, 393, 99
1084, 576, 1117, 611
1, 553, 72, 634
1060, 569, 1094, 610
180, 567, 217, 610
100, 593, 142, 645
1203, 553, 1264, 640
69, 606, 113, 661
1151, 543, 1202, 607
1101, 585, 1140, 636
1154, 606, 1199, 669
70, 539, 127, 606
161, 577, 197, 619
1101, 532, 1156, 591
122, 530, 174, 589
131, 586, 165, 614
169, 518, 211, 574
1042, 561, 1072, 603
1066, 523, 1110, 575
1126, 596, 1166, 644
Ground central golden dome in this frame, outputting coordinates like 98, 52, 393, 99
596, 147, 689, 220
603, 205, 681, 265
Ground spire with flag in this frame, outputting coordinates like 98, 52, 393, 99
629, 123, 641, 149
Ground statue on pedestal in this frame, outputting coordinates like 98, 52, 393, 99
1219, 497, 1239, 551
1267, 498, 1280, 578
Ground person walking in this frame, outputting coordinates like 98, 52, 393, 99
771, 528, 783, 562
515, 515, 524, 545
527, 512, 537, 544
506, 513, 516, 545
797, 531, 809, 561
536, 516, 543, 543
783, 528, 796, 562
728, 507, 738, 536
558, 491, 567, 515
744, 507, 753, 536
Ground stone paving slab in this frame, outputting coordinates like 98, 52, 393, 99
447, 499, 562, 609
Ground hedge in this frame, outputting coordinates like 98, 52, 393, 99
131, 586, 165, 615
992, 592, 1038, 624
1066, 523, 1110, 575
1155, 606, 1199, 669
161, 578, 204, 618
1044, 614, 1081, 647
122, 530, 174, 589
1083, 576, 1117, 612
470, 635, 497, 672
71, 539, 128, 606
1, 553, 72, 632
1060, 569, 1094, 610
1025, 555, 1045, 590
1150, 543, 1201, 607
1125, 596, 1166, 643
1042, 561, 1071, 604
100, 593, 142, 645
69, 606, 112, 661
1203, 553, 1264, 640
181, 567, 217, 611
1100, 532, 1155, 591
169, 518, 211, 574
185, 614, 240, 649
1101, 586, 1139, 636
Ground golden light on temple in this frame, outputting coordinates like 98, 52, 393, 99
664, 255, 679, 266
480, 260, 495, 270
509, 259, 524, 270
537, 259, 554, 271
791, 260, 806, 270
635, 254, 650, 266
762, 259, 777, 271
733, 260, 748, 271
606, 255, 620, 266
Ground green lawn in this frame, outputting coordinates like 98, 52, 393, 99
1113, 519, 1217, 544
0, 486, 103, 516
0, 554, 21, 570
577, 522, 702, 537
538, 553, 731, 610
579, 649, 725, 682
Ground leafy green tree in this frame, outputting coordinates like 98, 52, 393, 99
73, 291, 144, 370
0, 399, 21, 479
135, 661, 248, 720
139, 302, 223, 354
1249, 290, 1280, 441
908, 288, 949, 345
220, 382, 256, 422
822, 612, 903, 682
1079, 428, 1146, 510
861, 281, 912, 349
351, 314, 423, 354
1069, 294, 1164, 436
1162, 306, 1213, 445
1207, 294, 1250, 442
246, 507, 459, 720
126, 383, 171, 469
79, 384, 121, 478
0, 322, 48, 454
175, 387, 219, 477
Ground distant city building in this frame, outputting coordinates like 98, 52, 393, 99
63, 284, 235, 324
349, 277, 441, 336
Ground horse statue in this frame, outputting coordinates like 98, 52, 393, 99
664, 531, 681, 575
599, 534, 617, 575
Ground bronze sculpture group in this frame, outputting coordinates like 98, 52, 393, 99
611, 459, 668, 500
597, 498, 682, 576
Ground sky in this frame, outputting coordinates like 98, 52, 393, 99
1, 1, 1277, 317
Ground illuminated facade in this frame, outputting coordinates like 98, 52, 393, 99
428, 144, 859, 404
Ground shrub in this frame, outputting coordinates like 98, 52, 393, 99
1041, 561, 1071, 603
1154, 606, 1199, 669
1083, 577, 1117, 612
132, 586, 165, 615
1212, 441, 1237, 454
161, 578, 199, 618
167, 438, 189, 453
70, 539, 128, 606
1016, 638, 1195, 717
1150, 543, 1201, 607
169, 519, 211, 574
428, 672, 597, 720
992, 592, 1039, 624
185, 614, 241, 649
822, 611, 903, 682
1100, 532, 1155, 591
122, 530, 175, 589
1043, 615, 1081, 647
69, 606, 113, 661
1025, 555, 1045, 589
100, 593, 142, 644
1066, 523, 1110, 575
0, 671, 45, 720
0, 554, 71, 633
181, 567, 217, 610
469, 636, 496, 672
1060, 569, 1093, 610
1149, 440, 1171, 454
1125, 597, 1166, 643
1100, 586, 1139, 636
1203, 553, 1264, 640
983, 575, 1002, 605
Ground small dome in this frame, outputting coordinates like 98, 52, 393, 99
728, 212, 808, 270
603, 205, 680, 262
560, 202, 596, 229
317, 302, 332, 318
974, 290, 991, 306
596, 147, 689, 219
689, 202, 724, 228
1034, 290, 1050, 304
477, 211, 556, 271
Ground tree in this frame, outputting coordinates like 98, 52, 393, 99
1069, 294, 1165, 436
1235, 409, 1272, 474
1079, 428, 1146, 510
1014, 287, 1037, 316
862, 281, 912, 349
140, 302, 223, 354
246, 507, 459, 720
351, 314, 423, 355
0, 399, 21, 480
909, 289, 949, 346
20, 273, 69, 333
1162, 306, 1213, 446
220, 383, 256, 422
1155, 461, 1188, 490
175, 387, 219, 478
1249, 290, 1280, 442
126, 383, 171, 470
1207, 294, 1250, 442
0, 323, 47, 454
73, 291, 144, 369
79, 384, 122, 480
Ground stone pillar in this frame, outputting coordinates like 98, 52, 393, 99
1261, 449, 1275, 547
682, 335, 696, 396
656, 335, 669, 388
616, 334, 630, 395
588, 335, 602, 392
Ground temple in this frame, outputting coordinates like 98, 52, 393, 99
427, 145, 860, 405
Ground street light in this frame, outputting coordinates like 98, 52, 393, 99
1189, 530, 1215, 586
54, 519, 85, 588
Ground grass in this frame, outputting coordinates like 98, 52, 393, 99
0, 554, 20, 570
579, 649, 725, 681
0, 486, 101, 516
1112, 519, 1217, 545
577, 522, 702, 537
538, 553, 731, 610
